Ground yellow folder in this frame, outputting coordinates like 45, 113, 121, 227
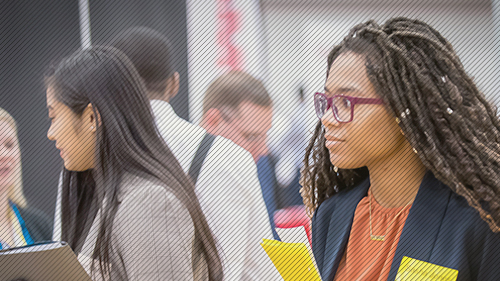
396, 256, 458, 281
260, 239, 322, 281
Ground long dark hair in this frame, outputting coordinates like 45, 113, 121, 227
301, 17, 500, 232
46, 46, 223, 280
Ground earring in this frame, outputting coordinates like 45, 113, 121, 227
333, 166, 338, 173
90, 126, 95, 130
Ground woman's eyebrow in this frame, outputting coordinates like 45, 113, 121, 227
324, 86, 360, 94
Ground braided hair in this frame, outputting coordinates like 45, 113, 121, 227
300, 17, 500, 232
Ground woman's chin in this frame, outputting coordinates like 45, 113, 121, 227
330, 157, 362, 171
63, 161, 78, 172
63, 161, 94, 172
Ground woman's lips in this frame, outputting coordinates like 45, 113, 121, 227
56, 146, 64, 158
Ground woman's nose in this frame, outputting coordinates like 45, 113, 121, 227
321, 109, 341, 128
47, 125, 55, 141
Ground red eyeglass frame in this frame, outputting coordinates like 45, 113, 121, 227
314, 92, 384, 123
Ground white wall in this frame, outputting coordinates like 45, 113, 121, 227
186, 0, 268, 124
262, 0, 498, 146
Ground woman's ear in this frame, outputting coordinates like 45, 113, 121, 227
165, 72, 180, 101
83, 104, 101, 133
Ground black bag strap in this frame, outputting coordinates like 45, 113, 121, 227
188, 133, 216, 185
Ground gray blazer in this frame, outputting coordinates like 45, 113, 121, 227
78, 174, 208, 281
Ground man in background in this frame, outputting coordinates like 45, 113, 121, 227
200, 71, 281, 240
106, 28, 281, 281
272, 87, 307, 208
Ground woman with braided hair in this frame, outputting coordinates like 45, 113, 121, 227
303, 17, 500, 281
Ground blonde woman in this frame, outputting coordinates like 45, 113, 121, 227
0, 108, 52, 249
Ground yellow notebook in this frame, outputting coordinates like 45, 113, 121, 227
260, 239, 322, 281
396, 256, 459, 281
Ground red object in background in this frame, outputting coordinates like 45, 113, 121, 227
274, 205, 312, 246
215, 0, 244, 70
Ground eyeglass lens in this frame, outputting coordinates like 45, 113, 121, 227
314, 95, 352, 122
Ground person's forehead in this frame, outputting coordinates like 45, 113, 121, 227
46, 87, 58, 109
46, 88, 69, 113
326, 53, 366, 85
326, 52, 375, 97
238, 100, 271, 112
237, 102, 272, 119
236, 102, 272, 132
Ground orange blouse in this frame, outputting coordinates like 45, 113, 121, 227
334, 190, 412, 281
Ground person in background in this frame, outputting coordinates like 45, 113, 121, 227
0, 108, 52, 249
46, 46, 222, 281
108, 28, 282, 281
200, 71, 280, 240
302, 18, 500, 281
272, 86, 308, 208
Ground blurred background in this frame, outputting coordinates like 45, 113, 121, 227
1, 0, 499, 220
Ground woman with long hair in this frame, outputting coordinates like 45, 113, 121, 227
46, 46, 222, 281
0, 108, 52, 249
302, 18, 500, 280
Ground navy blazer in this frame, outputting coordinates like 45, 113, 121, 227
311, 171, 500, 281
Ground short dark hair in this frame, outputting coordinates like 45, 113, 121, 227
110, 27, 174, 99
203, 71, 272, 115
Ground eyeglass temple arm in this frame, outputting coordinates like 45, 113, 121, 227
351, 97, 384, 105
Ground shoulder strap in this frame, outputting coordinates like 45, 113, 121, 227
10, 202, 35, 246
188, 133, 216, 185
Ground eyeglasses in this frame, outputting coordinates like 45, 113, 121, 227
314, 92, 384, 123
